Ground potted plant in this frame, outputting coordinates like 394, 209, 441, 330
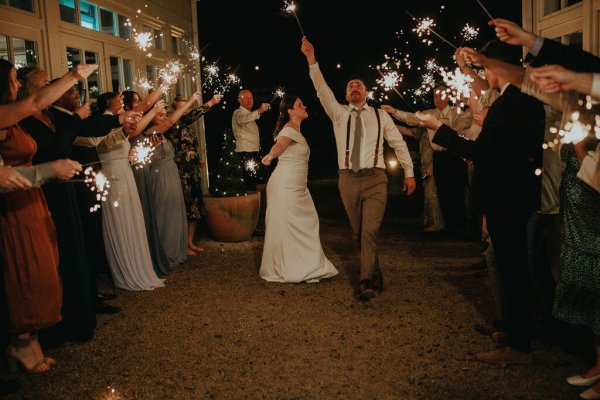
204, 130, 260, 242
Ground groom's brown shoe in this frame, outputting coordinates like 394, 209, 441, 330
476, 347, 533, 365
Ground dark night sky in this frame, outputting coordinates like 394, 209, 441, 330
197, 0, 521, 177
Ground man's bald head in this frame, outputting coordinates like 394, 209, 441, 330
238, 89, 254, 110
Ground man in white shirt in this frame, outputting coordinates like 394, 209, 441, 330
232, 89, 270, 190
301, 37, 415, 300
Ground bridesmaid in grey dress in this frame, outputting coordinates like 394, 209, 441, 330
96, 123, 164, 291
132, 93, 201, 271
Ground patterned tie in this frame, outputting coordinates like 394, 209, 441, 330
351, 108, 363, 172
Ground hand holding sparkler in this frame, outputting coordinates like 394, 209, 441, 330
119, 110, 143, 125
52, 159, 82, 180
380, 105, 398, 115
460, 47, 487, 67
74, 101, 91, 120
531, 65, 594, 95
489, 19, 536, 49
258, 103, 271, 114
206, 94, 223, 107
415, 111, 443, 131
301, 37, 317, 65
70, 64, 99, 81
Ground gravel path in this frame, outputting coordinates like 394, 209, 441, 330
6, 181, 591, 400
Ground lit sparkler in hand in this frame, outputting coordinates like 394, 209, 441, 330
158, 61, 182, 91
461, 24, 480, 42
270, 87, 286, 104
83, 167, 110, 212
283, 1, 306, 36
245, 159, 259, 177
129, 138, 155, 169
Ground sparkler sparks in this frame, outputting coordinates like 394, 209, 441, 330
439, 67, 474, 105
270, 87, 286, 104
83, 167, 110, 212
553, 111, 594, 144
406, 10, 457, 49
461, 24, 480, 42
283, 1, 306, 36
133, 31, 153, 52
129, 138, 155, 169
245, 159, 259, 176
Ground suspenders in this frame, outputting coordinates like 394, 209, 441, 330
345, 107, 382, 169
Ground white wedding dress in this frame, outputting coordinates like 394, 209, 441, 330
259, 127, 338, 283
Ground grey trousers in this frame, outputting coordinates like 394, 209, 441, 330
338, 168, 388, 281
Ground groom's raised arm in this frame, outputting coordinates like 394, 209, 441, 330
301, 37, 345, 123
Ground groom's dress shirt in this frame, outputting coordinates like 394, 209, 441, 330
309, 63, 413, 177
232, 106, 261, 152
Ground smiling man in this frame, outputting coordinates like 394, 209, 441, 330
301, 36, 415, 300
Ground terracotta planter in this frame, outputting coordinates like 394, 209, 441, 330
204, 191, 260, 242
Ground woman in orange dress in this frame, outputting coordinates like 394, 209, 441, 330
0, 59, 80, 373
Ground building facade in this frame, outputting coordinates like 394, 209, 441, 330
522, 0, 600, 55
0, 0, 210, 189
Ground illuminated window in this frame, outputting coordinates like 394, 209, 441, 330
59, 0, 77, 23
118, 14, 132, 39
110, 56, 134, 92
79, 0, 98, 30
100, 8, 116, 36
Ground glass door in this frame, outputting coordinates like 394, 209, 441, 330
62, 33, 104, 101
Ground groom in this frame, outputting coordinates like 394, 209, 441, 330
301, 37, 416, 300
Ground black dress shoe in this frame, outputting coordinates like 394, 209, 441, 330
358, 280, 375, 301
97, 292, 117, 301
95, 300, 120, 314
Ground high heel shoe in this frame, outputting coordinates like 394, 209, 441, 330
568, 374, 600, 387
580, 388, 600, 400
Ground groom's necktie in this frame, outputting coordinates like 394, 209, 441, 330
351, 108, 363, 172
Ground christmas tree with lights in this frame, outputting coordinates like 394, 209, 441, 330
210, 129, 246, 197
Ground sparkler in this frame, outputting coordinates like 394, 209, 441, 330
552, 111, 594, 144
129, 138, 155, 169
461, 24, 480, 42
133, 30, 153, 52
269, 87, 286, 104
474, 0, 494, 20
439, 67, 474, 104
405, 10, 457, 49
374, 68, 416, 112
83, 167, 110, 212
245, 159, 259, 177
283, 1, 306, 36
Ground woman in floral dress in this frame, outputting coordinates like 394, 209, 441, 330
169, 94, 221, 255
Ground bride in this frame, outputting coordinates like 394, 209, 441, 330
259, 96, 338, 283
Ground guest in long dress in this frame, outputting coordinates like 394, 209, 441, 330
170, 94, 221, 255
0, 59, 86, 373
132, 93, 202, 272
259, 96, 338, 283
96, 119, 165, 291
16, 67, 96, 345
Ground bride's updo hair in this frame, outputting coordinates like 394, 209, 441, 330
272, 95, 298, 138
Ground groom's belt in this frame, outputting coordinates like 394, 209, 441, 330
339, 168, 386, 177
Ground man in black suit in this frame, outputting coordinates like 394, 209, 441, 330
417, 41, 545, 365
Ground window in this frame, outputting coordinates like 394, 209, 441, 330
146, 64, 157, 92
0, 35, 38, 68
59, 0, 77, 23
118, 14, 132, 39
100, 8, 116, 36
544, 0, 582, 15
67, 47, 101, 99
79, 0, 98, 30
0, 35, 8, 61
12, 37, 37, 68
110, 56, 134, 92
154, 29, 164, 50
0, 0, 34, 12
